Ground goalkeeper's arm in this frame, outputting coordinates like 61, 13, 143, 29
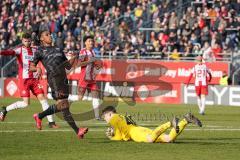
106, 127, 122, 141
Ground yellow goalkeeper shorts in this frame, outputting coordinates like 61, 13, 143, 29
129, 126, 153, 142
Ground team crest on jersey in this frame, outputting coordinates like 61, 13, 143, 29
24, 55, 34, 61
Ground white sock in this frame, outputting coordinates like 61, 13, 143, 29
68, 96, 79, 105
201, 96, 206, 113
40, 100, 54, 123
6, 101, 28, 112
92, 98, 100, 119
68, 96, 79, 102
197, 97, 202, 112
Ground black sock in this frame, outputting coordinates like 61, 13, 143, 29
62, 108, 79, 134
38, 104, 59, 119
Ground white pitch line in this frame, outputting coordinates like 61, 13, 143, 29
0, 122, 225, 128
1, 128, 240, 133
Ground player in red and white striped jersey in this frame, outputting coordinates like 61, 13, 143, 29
0, 33, 58, 128
69, 36, 102, 120
186, 56, 212, 115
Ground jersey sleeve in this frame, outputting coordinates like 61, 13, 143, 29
32, 49, 42, 65
62, 51, 68, 61
186, 67, 194, 85
62, 51, 71, 70
79, 50, 86, 61
110, 128, 123, 141
191, 66, 195, 75
109, 114, 130, 134
206, 67, 211, 74
13, 47, 21, 55
0, 50, 16, 55
206, 66, 212, 81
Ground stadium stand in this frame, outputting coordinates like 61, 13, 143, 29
0, 0, 239, 77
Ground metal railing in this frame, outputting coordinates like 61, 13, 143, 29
101, 51, 232, 62
1, 57, 17, 78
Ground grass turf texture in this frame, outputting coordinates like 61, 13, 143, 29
0, 98, 240, 160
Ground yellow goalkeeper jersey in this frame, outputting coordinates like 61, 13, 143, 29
109, 114, 135, 141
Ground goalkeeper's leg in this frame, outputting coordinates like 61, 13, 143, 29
155, 118, 188, 143
147, 122, 171, 142
146, 117, 179, 142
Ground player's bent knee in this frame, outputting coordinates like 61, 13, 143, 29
146, 135, 154, 143
78, 95, 83, 100
162, 135, 172, 143
37, 94, 45, 101
78, 87, 85, 100
56, 100, 69, 110
22, 102, 28, 107
18, 101, 28, 108
91, 91, 99, 98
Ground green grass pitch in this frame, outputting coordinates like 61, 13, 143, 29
0, 98, 240, 160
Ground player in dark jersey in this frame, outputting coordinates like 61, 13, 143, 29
30, 30, 88, 139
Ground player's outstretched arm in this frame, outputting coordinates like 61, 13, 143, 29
67, 55, 78, 69
106, 127, 123, 141
63, 55, 79, 74
56, 55, 79, 75
61, 57, 75, 70
207, 70, 212, 82
0, 49, 16, 56
110, 134, 122, 141
75, 57, 97, 68
186, 73, 193, 87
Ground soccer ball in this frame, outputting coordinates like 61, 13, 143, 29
105, 127, 114, 138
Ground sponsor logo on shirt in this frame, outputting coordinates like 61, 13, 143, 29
24, 55, 34, 61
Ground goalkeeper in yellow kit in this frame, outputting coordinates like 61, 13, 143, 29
102, 106, 202, 143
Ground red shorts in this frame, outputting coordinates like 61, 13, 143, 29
195, 85, 208, 96
19, 78, 44, 97
78, 80, 98, 94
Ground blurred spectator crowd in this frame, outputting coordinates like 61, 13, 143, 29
0, 0, 239, 60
